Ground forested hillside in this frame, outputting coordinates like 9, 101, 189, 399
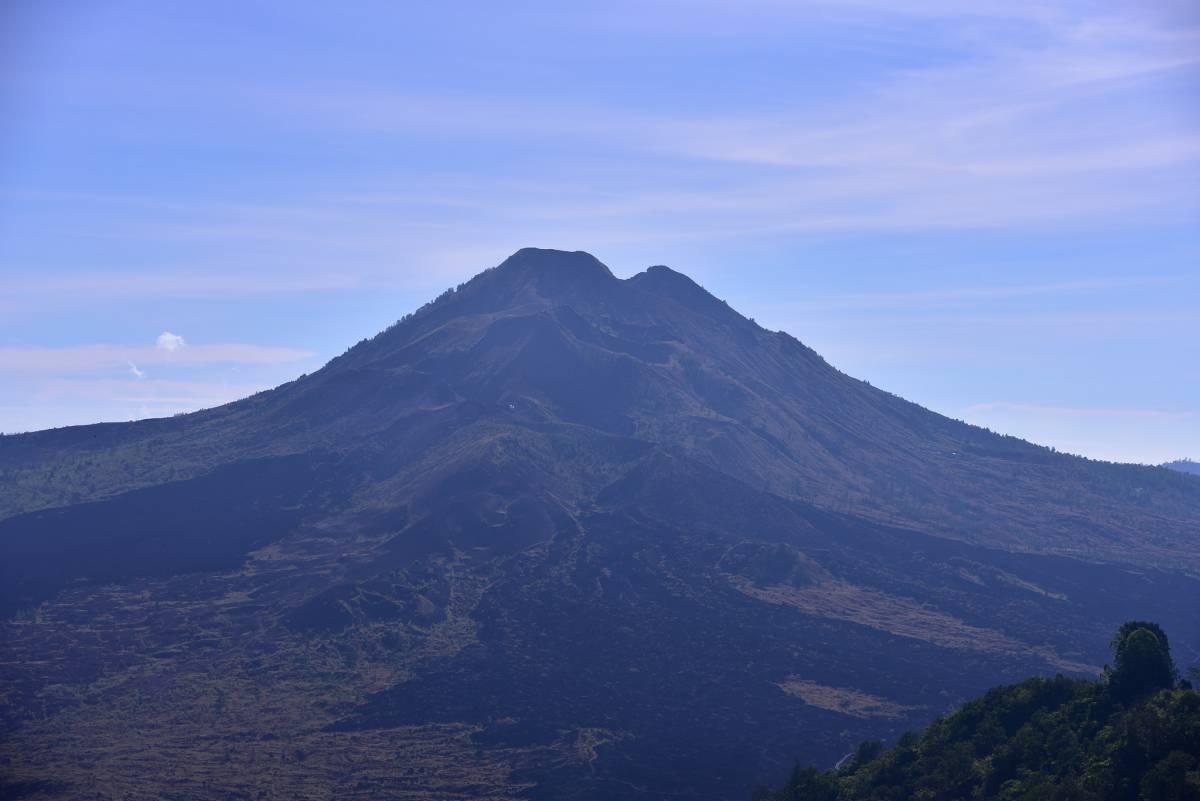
759, 622, 1200, 801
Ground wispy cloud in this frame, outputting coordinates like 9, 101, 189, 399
3, 268, 368, 300
32, 376, 273, 404
0, 377, 276, 434
781, 277, 1178, 311
4, 0, 1192, 263
0, 343, 314, 374
965, 402, 1195, 421
960, 399, 1199, 462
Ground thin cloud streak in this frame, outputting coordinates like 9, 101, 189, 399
32, 377, 273, 403
965, 402, 1196, 421
5, 0, 1193, 254
0, 377, 276, 434
779, 277, 1179, 311
0, 343, 315, 373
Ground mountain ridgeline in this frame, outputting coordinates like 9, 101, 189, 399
1164, 459, 1200, 477
759, 622, 1200, 801
1, 249, 1198, 801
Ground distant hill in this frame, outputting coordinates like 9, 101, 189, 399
2, 249, 1199, 800
1164, 459, 1200, 477
759, 622, 1200, 801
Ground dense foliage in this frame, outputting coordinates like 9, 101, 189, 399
760, 623, 1200, 801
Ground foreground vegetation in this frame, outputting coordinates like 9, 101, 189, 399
760, 622, 1200, 801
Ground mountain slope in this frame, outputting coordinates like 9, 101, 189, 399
1, 248, 1198, 801
4, 250, 1196, 571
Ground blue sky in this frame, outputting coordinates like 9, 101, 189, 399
1, 0, 1197, 463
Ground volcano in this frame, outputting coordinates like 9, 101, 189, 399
2, 248, 1197, 801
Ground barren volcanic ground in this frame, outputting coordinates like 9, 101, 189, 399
2, 249, 1198, 800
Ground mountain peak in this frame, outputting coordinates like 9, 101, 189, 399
629, 263, 749, 327
494, 247, 614, 285
634, 263, 700, 290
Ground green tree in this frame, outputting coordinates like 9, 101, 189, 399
1109, 621, 1178, 702
1139, 751, 1200, 801
850, 739, 882, 768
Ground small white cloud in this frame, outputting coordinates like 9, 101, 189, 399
128, 361, 145, 379
156, 331, 186, 352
